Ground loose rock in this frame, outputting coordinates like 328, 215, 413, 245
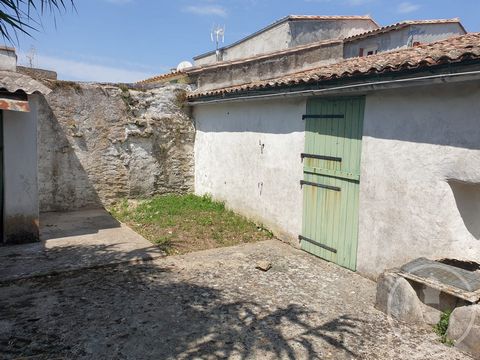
255, 260, 272, 272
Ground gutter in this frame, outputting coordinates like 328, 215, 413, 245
188, 70, 480, 106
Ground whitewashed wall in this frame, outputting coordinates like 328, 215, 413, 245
194, 81, 480, 279
358, 82, 480, 278
3, 95, 39, 243
194, 98, 306, 245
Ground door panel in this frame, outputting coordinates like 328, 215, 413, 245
300, 97, 364, 271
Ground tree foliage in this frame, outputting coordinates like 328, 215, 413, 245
0, 0, 74, 42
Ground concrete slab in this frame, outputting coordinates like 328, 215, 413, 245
0, 209, 164, 282
0, 240, 472, 359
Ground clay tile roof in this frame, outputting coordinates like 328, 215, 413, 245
137, 70, 185, 85
188, 33, 480, 100
345, 18, 465, 42
0, 70, 51, 95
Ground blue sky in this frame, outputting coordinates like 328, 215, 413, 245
10, 0, 480, 83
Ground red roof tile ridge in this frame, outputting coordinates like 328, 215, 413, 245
137, 70, 184, 84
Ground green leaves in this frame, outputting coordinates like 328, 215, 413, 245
0, 0, 74, 43
434, 310, 454, 345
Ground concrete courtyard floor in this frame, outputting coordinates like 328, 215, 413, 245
0, 209, 164, 282
0, 239, 472, 360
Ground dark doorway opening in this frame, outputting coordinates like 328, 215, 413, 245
0, 110, 3, 243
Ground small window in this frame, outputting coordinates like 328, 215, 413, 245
364, 46, 378, 56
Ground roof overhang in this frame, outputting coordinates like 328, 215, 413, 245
0, 70, 51, 96
0, 91, 30, 112
0, 70, 51, 112
188, 61, 480, 105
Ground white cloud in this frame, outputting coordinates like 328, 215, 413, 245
184, 5, 227, 17
20, 53, 154, 83
397, 1, 420, 14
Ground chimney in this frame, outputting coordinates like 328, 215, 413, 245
0, 46, 17, 71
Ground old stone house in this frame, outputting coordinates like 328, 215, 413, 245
185, 17, 480, 279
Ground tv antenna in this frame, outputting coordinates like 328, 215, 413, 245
211, 24, 225, 61
26, 46, 37, 68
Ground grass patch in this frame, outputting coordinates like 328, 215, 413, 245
434, 310, 454, 346
110, 194, 273, 255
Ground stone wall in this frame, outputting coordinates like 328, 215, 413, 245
17, 66, 58, 80
38, 82, 195, 212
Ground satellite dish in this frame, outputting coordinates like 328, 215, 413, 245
176, 61, 193, 71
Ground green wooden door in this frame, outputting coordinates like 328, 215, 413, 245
300, 97, 365, 271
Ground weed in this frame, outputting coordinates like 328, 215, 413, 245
118, 83, 130, 92
174, 89, 188, 108
48, 80, 83, 93
434, 310, 454, 345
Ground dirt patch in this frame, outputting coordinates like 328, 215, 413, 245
110, 194, 273, 255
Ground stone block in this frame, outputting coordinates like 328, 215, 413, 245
375, 273, 425, 324
447, 304, 480, 357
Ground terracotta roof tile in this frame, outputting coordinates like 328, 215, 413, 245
188, 33, 480, 100
137, 71, 185, 85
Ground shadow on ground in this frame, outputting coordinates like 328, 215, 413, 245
0, 240, 467, 359
0, 209, 162, 282
40, 209, 122, 241
0, 258, 364, 359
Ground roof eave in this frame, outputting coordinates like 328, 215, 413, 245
188, 60, 480, 103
